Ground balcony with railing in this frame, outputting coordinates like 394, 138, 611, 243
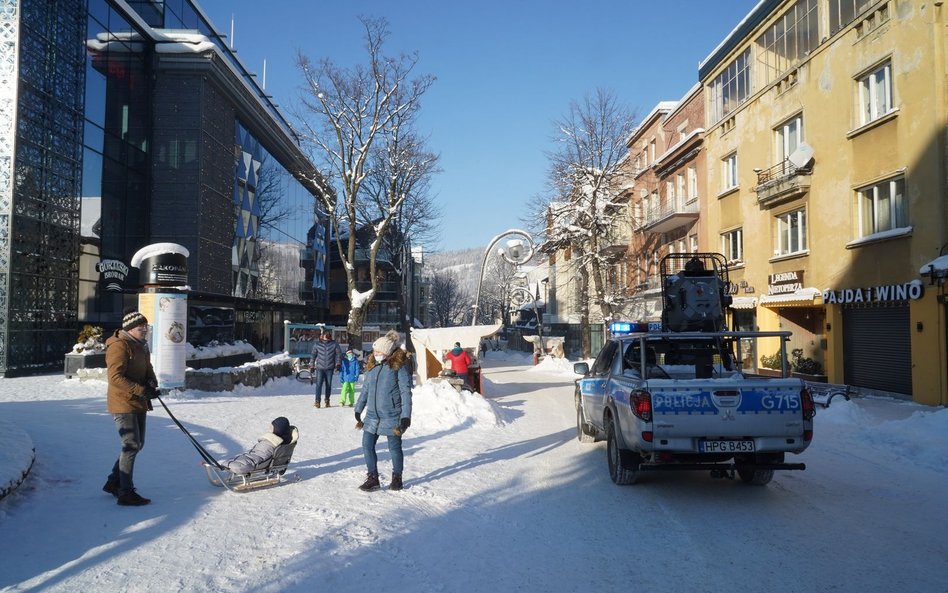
639, 199, 699, 234
754, 158, 812, 207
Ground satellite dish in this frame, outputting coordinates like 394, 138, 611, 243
788, 142, 814, 169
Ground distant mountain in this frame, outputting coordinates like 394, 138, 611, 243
424, 247, 483, 297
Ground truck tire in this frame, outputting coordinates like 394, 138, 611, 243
576, 404, 596, 443
606, 421, 639, 485
737, 469, 774, 486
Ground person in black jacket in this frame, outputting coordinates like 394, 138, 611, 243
309, 329, 342, 408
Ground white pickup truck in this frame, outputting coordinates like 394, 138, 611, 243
574, 329, 815, 486
575, 253, 817, 486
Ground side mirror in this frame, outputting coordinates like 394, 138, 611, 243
573, 362, 589, 376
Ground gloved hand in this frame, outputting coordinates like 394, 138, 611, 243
354, 410, 363, 430
399, 417, 411, 433
144, 385, 160, 399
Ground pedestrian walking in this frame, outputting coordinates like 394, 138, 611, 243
102, 309, 160, 506
309, 328, 342, 408
354, 330, 412, 491
338, 347, 361, 407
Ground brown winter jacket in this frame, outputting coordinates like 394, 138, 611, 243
105, 329, 157, 414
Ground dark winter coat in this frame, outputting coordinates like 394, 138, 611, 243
339, 355, 361, 383
355, 350, 412, 437
310, 338, 342, 370
224, 427, 298, 475
105, 329, 157, 414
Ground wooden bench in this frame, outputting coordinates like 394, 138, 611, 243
805, 381, 857, 408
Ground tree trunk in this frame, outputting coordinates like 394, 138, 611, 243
578, 258, 591, 359
346, 306, 367, 352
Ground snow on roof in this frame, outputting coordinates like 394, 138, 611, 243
131, 243, 190, 267
920, 255, 948, 275
625, 101, 678, 145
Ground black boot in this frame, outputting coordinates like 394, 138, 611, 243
102, 478, 119, 498
390, 473, 403, 491
358, 473, 380, 491
117, 490, 151, 506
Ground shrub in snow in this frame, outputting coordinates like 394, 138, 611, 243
71, 325, 105, 355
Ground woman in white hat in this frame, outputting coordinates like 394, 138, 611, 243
354, 331, 412, 491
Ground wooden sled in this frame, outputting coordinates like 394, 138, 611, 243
204, 427, 299, 492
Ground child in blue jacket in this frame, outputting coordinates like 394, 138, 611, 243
338, 347, 362, 407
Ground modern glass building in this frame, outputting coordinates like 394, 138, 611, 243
0, 0, 330, 375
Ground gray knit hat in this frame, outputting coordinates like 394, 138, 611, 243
372, 330, 401, 355
122, 311, 148, 332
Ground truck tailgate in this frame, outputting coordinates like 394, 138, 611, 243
648, 377, 806, 439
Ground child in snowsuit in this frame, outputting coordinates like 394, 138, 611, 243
339, 347, 361, 407
224, 417, 295, 475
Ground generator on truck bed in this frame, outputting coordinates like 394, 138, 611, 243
573, 253, 814, 486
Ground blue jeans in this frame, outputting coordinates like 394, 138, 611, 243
108, 413, 146, 495
314, 368, 334, 402
362, 430, 403, 475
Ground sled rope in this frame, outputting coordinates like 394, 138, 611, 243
156, 395, 226, 470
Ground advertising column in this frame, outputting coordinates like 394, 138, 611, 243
131, 243, 190, 389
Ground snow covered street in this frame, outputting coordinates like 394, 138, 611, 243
0, 351, 946, 593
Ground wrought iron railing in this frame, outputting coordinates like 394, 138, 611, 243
755, 158, 811, 187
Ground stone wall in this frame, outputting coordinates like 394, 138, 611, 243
77, 357, 293, 392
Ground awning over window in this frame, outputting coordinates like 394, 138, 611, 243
730, 296, 758, 310
920, 255, 948, 278
758, 287, 822, 308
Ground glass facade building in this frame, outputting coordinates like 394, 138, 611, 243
0, 0, 330, 374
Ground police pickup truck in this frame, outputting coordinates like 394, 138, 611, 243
573, 253, 815, 486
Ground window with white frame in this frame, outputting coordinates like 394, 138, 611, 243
721, 228, 743, 263
676, 173, 686, 207
858, 61, 893, 126
774, 209, 807, 256
689, 234, 698, 252
857, 176, 906, 237
709, 47, 752, 123
649, 139, 656, 163
776, 114, 804, 161
687, 165, 698, 200
665, 180, 675, 206
722, 153, 738, 191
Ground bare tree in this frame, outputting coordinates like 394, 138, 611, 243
430, 270, 469, 327
538, 88, 637, 357
360, 128, 442, 335
474, 257, 520, 326
295, 16, 435, 346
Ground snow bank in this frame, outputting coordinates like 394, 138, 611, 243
817, 398, 948, 471
528, 355, 581, 376
411, 380, 501, 433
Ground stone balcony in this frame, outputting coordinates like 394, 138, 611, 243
754, 159, 812, 207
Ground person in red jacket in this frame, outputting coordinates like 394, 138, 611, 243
444, 342, 472, 388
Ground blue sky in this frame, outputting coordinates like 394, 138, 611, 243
198, 0, 758, 252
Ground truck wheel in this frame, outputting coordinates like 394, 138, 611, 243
737, 469, 774, 486
576, 404, 595, 443
606, 422, 639, 485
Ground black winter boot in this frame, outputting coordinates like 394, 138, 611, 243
358, 473, 380, 491
389, 473, 403, 491
116, 490, 151, 506
102, 478, 119, 498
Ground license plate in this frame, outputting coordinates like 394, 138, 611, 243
699, 439, 756, 453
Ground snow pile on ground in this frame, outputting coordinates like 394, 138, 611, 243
818, 398, 948, 471
0, 419, 34, 499
411, 379, 501, 433
529, 355, 579, 376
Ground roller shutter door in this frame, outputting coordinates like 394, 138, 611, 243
842, 305, 911, 395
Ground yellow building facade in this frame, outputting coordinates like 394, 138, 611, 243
699, 0, 947, 405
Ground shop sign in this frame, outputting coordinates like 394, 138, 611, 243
96, 259, 130, 292
768, 270, 803, 295
822, 280, 924, 304
726, 280, 756, 295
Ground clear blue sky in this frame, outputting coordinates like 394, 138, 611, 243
198, 0, 758, 252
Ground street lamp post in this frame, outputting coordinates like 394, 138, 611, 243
471, 229, 536, 326
509, 285, 543, 361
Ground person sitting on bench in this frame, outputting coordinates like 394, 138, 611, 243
224, 416, 294, 475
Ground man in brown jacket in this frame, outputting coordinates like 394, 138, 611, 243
103, 310, 159, 506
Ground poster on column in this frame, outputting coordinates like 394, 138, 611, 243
139, 292, 188, 389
